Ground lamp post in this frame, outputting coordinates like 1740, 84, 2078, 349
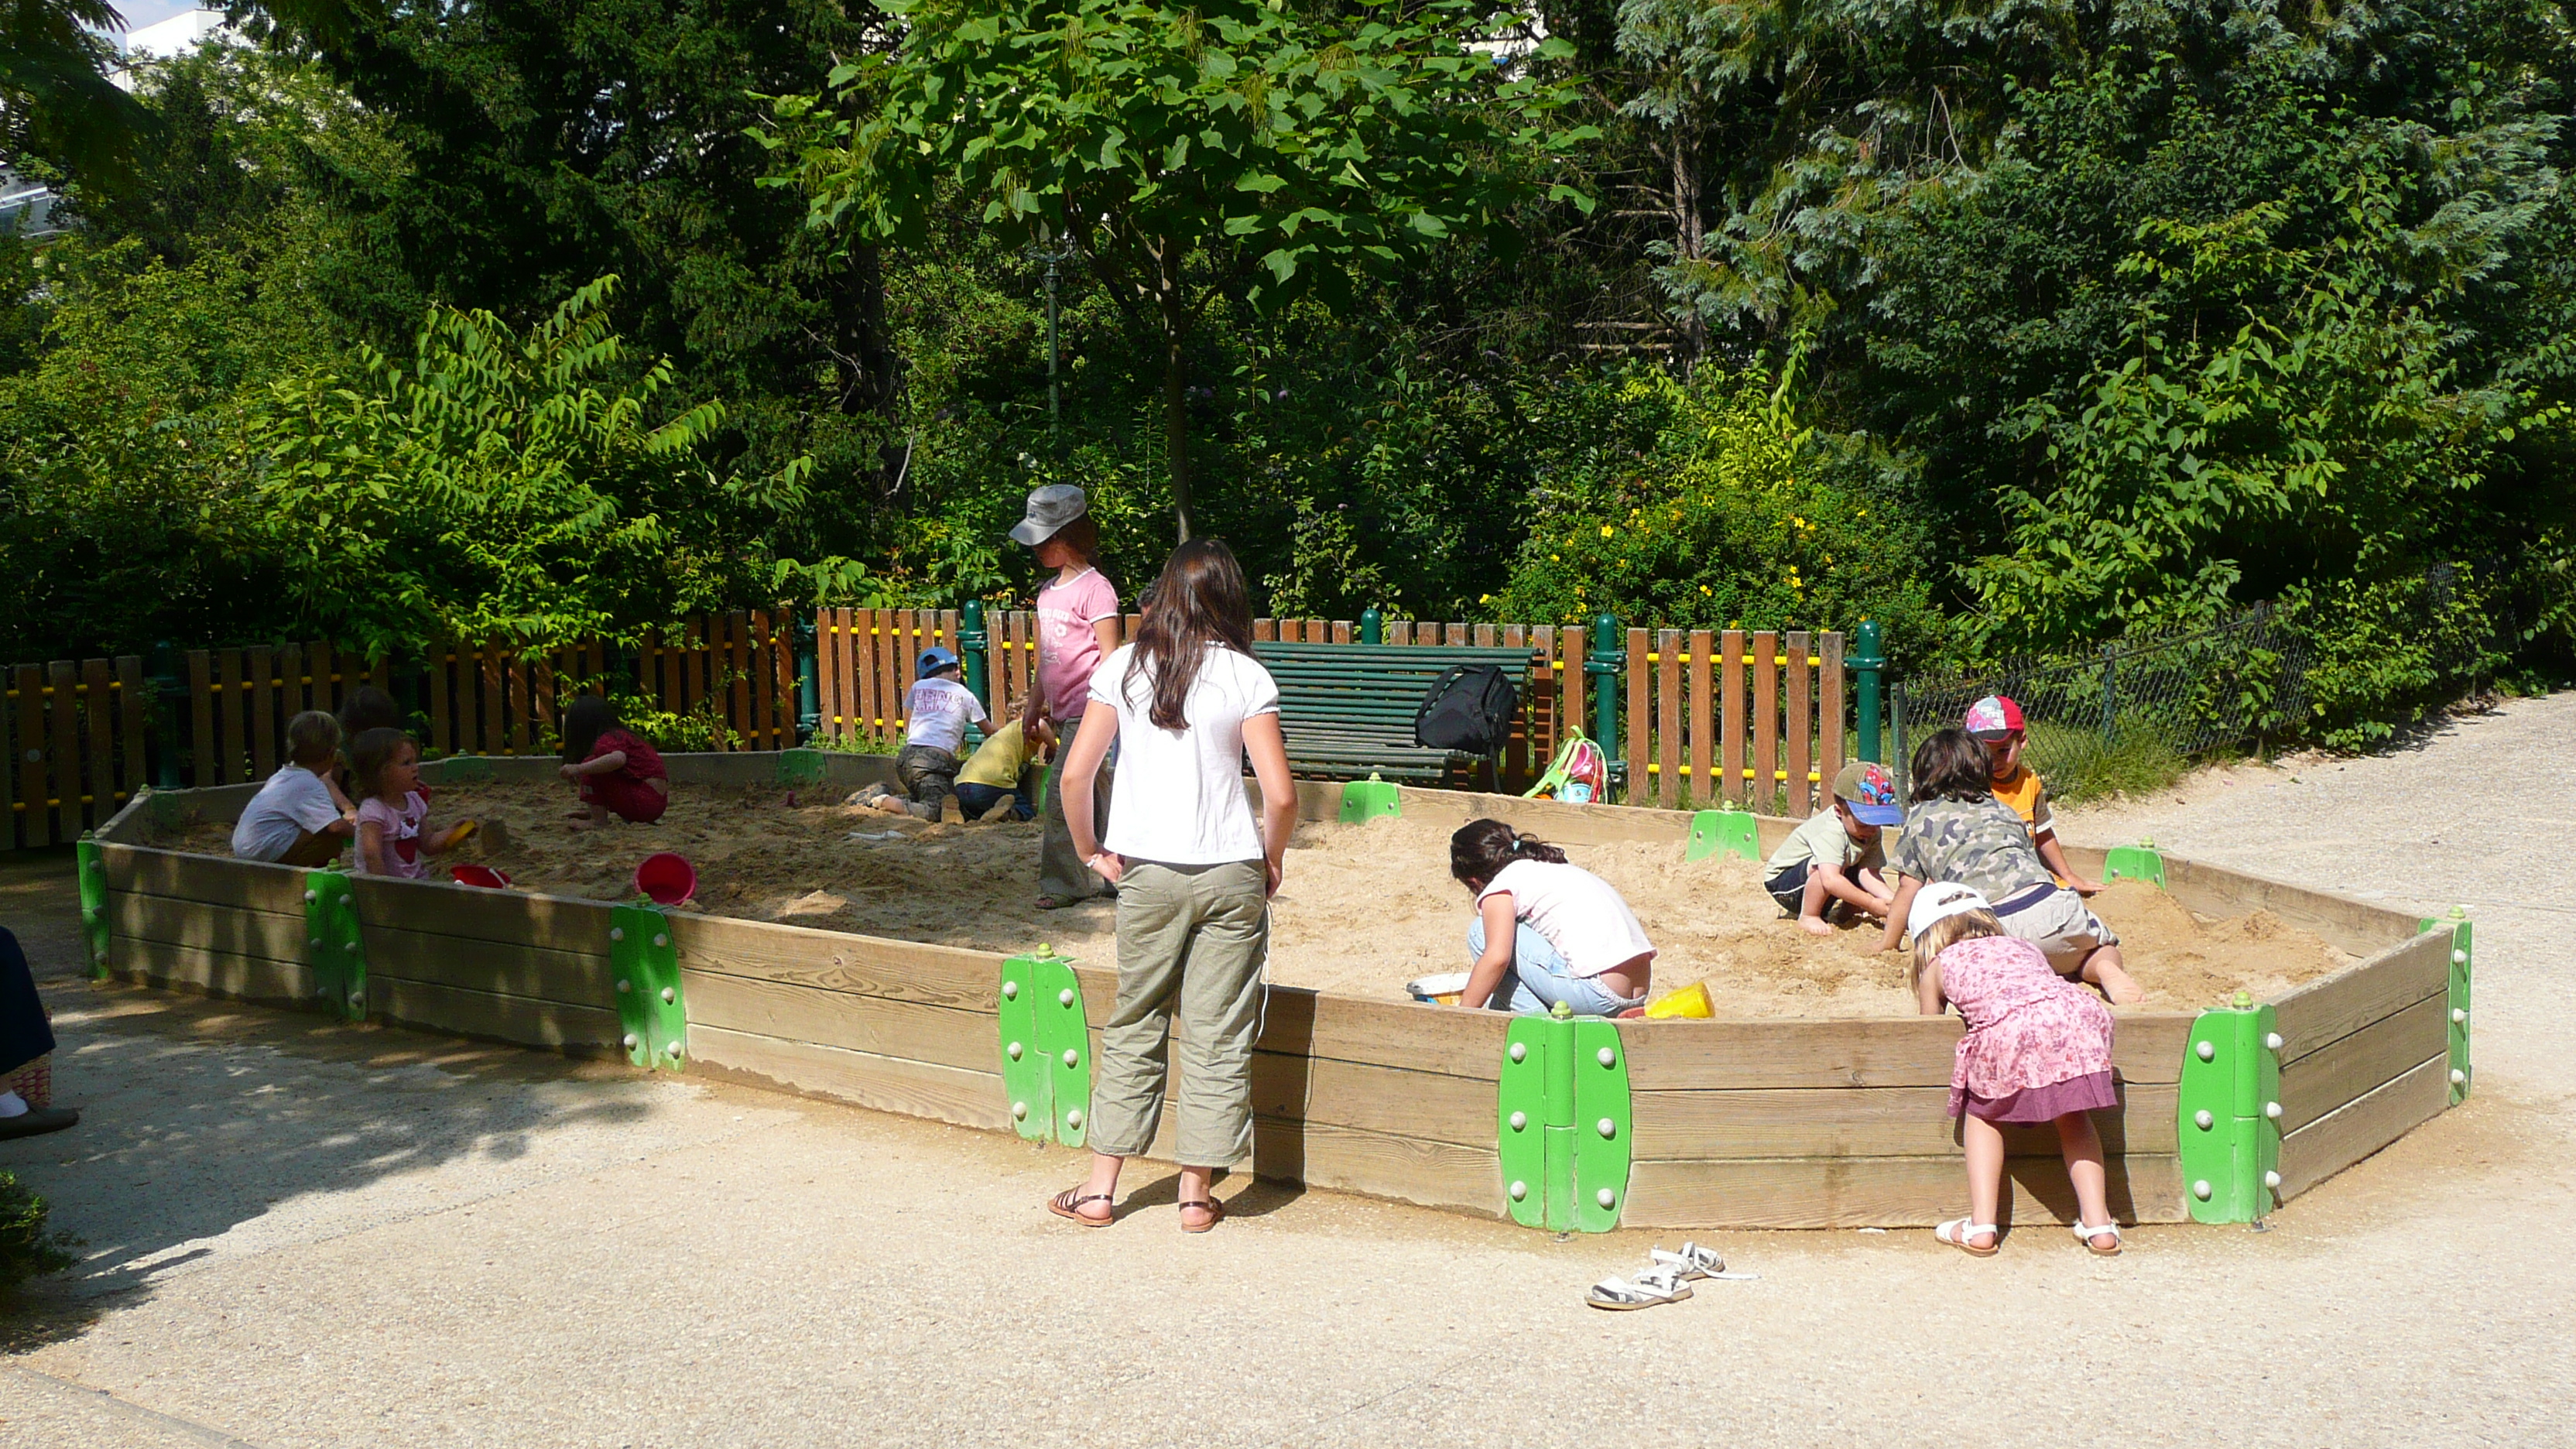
1024, 235, 1078, 456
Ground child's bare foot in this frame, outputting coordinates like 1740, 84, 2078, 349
1798, 916, 1834, 937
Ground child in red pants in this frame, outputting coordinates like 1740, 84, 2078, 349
558, 696, 670, 828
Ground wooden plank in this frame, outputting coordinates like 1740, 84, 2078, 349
1655, 629, 1680, 808
347, 876, 614, 954
1686, 629, 1713, 813
1560, 627, 1583, 764
506, 649, 531, 755
111, 935, 315, 1008
479, 638, 505, 756
1631, 1081, 2179, 1158
747, 608, 773, 747
16, 664, 50, 846
184, 651, 214, 790
1530, 625, 1555, 776
687, 1023, 1013, 1132
427, 644, 453, 755
1249, 1053, 1499, 1148
2276, 1053, 2448, 1201
728, 608, 753, 748
2278, 993, 2448, 1133
845, 611, 873, 741
221, 649, 249, 785
872, 608, 899, 735
1819, 630, 1847, 790
47, 662, 79, 835
533, 650, 558, 750
1720, 629, 1746, 809
1624, 626, 1648, 804
682, 968, 996, 1074
115, 655, 146, 805
1786, 629, 1812, 814
110, 889, 308, 961
1624, 1153, 2186, 1228
672, 912, 1002, 1012
2272, 930, 2450, 1065
815, 609, 841, 742
369, 974, 625, 1054
245, 646, 276, 780
362, 924, 618, 1009
772, 608, 799, 746
1752, 629, 1779, 813
308, 639, 336, 714
1246, 1117, 1502, 1215
1619, 1012, 2195, 1091
81, 658, 115, 826
2161, 855, 2419, 959
104, 844, 312, 913
1253, 987, 1510, 1081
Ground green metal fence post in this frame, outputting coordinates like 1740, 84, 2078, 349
795, 613, 821, 744
1851, 619, 1885, 765
1586, 613, 1622, 799
1359, 607, 1383, 646
960, 598, 991, 709
76, 838, 108, 980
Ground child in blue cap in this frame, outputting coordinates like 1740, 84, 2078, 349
1763, 760, 1905, 935
877, 646, 988, 821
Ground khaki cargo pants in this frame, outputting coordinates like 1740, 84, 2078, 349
1087, 859, 1269, 1168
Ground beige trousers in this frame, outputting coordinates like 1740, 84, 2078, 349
1088, 859, 1269, 1166
1037, 714, 1115, 903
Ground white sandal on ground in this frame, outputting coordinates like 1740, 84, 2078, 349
1934, 1218, 2000, 1257
1586, 1265, 1693, 1310
2073, 1221, 2122, 1256
1650, 1242, 1725, 1279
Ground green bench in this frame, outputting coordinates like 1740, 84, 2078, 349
1252, 641, 1546, 783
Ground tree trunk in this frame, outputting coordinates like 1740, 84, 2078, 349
1155, 235, 1195, 543
1671, 88, 1708, 367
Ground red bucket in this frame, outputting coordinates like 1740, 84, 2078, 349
634, 851, 697, 906
450, 863, 512, 890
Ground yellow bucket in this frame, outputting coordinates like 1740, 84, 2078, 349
1643, 981, 1714, 1019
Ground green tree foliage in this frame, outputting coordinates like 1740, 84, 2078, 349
1, 0, 152, 186
0, 1169, 75, 1290
769, 0, 1596, 539
250, 277, 814, 654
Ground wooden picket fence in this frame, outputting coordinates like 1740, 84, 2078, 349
0, 611, 800, 851
812, 608, 1849, 812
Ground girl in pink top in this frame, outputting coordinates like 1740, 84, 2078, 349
348, 728, 471, 879
1910, 882, 2124, 1258
1010, 485, 1121, 909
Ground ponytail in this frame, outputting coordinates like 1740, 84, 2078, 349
1450, 817, 1568, 888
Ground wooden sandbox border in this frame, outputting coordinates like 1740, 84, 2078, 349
84, 755, 2464, 1229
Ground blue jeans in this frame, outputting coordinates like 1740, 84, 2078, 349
1464, 920, 1644, 1016
954, 782, 1033, 821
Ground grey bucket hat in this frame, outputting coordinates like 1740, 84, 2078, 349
1009, 484, 1090, 546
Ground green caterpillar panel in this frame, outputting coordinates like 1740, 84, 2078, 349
996, 955, 1050, 1141
610, 903, 687, 1070
2176, 999, 2280, 1222
1496, 1018, 1550, 1228
1338, 775, 1402, 824
2103, 842, 2166, 889
1541, 1012, 1577, 1230
1031, 954, 1091, 1148
2422, 912, 2472, 1103
1683, 810, 1759, 864
776, 748, 829, 786
303, 871, 366, 1022
75, 838, 108, 981
437, 756, 495, 784
1570, 1020, 1632, 1232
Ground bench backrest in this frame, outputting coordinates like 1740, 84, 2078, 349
1252, 642, 1543, 741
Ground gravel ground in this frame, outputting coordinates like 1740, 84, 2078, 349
0, 694, 2570, 1448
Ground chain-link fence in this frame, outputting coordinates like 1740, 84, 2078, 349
1889, 604, 2313, 801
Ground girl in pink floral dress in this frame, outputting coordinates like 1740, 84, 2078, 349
1910, 882, 2124, 1258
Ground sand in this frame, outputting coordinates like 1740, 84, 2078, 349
159, 778, 2353, 1015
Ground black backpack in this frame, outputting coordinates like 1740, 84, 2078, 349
1415, 663, 1520, 757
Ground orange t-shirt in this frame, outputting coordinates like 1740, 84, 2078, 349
1990, 764, 2067, 886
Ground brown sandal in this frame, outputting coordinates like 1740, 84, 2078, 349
1178, 1197, 1224, 1234
1048, 1189, 1115, 1227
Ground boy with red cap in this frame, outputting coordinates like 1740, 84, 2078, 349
1965, 695, 2102, 896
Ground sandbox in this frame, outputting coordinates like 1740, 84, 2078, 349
82, 750, 2472, 1231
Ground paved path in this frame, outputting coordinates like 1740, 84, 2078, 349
2, 696, 2571, 1447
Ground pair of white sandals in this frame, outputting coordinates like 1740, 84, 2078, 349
1585, 1242, 1749, 1310
1934, 1218, 2123, 1257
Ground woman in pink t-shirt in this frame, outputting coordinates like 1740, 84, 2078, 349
1010, 485, 1121, 908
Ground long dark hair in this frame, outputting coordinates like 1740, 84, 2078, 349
337, 685, 403, 738
1122, 539, 1253, 730
1910, 727, 1996, 804
1450, 818, 1569, 889
560, 694, 622, 762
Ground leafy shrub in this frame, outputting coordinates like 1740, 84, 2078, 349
0, 1170, 77, 1292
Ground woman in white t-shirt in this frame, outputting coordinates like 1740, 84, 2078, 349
1047, 539, 1296, 1235
1450, 819, 1655, 1014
